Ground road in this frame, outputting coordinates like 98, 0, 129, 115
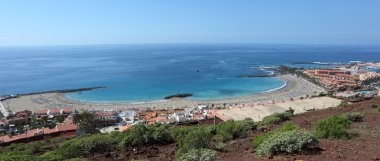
0, 101, 9, 118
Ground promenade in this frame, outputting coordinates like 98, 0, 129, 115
214, 96, 341, 122
0, 101, 9, 117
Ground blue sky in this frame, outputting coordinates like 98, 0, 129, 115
0, 0, 379, 46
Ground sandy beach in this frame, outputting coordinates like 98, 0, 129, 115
1, 74, 325, 112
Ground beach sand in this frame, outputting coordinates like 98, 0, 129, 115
2, 75, 325, 112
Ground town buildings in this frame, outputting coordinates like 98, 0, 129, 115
35, 108, 77, 118
304, 68, 380, 91
7, 110, 33, 125
0, 123, 77, 145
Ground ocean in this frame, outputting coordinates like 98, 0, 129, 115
1, 44, 379, 103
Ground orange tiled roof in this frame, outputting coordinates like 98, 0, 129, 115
97, 112, 115, 117
193, 114, 205, 120
15, 110, 32, 115
0, 123, 77, 144
36, 109, 48, 115
147, 121, 156, 125
154, 116, 167, 123
50, 108, 61, 114
335, 74, 354, 78
62, 108, 75, 113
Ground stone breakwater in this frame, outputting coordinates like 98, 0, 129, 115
164, 93, 193, 99
0, 87, 105, 101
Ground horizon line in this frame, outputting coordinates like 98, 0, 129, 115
1, 42, 380, 48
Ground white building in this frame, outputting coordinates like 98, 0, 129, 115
118, 110, 136, 124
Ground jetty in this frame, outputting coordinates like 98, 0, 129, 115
0, 86, 105, 101
236, 74, 276, 78
164, 93, 193, 99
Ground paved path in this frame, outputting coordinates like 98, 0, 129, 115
214, 97, 341, 122
0, 101, 9, 118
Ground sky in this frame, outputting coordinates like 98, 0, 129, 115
0, 0, 380, 46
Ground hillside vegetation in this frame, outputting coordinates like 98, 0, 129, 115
1, 97, 380, 161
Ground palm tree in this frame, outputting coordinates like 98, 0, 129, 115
56, 114, 65, 123
41, 116, 48, 127
73, 111, 98, 134
0, 111, 4, 119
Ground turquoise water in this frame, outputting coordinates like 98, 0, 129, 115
65, 77, 285, 103
1, 44, 379, 103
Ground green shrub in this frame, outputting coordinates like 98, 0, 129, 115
175, 126, 213, 158
109, 131, 127, 143
259, 111, 293, 128
180, 149, 218, 161
345, 112, 364, 122
64, 158, 87, 161
215, 119, 254, 141
39, 151, 64, 161
151, 125, 172, 143
121, 124, 172, 148
315, 115, 351, 139
181, 126, 213, 150
285, 107, 295, 115
170, 126, 192, 142
252, 122, 298, 149
211, 135, 224, 142
121, 124, 148, 147
122, 125, 148, 147
280, 122, 298, 131
57, 134, 115, 158
215, 143, 226, 151
260, 115, 281, 127
377, 106, 380, 112
339, 100, 349, 107
0, 141, 49, 157
0, 154, 40, 161
256, 130, 318, 157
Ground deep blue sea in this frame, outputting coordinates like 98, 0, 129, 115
1, 44, 379, 103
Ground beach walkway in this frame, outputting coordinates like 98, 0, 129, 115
214, 96, 341, 122
0, 101, 9, 117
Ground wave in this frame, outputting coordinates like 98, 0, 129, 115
168, 59, 180, 62
259, 80, 287, 94
292, 61, 345, 66
215, 77, 232, 80
258, 66, 275, 75
313, 61, 329, 65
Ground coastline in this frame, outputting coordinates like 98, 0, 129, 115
2, 74, 325, 112
61, 77, 288, 105
259, 78, 287, 94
